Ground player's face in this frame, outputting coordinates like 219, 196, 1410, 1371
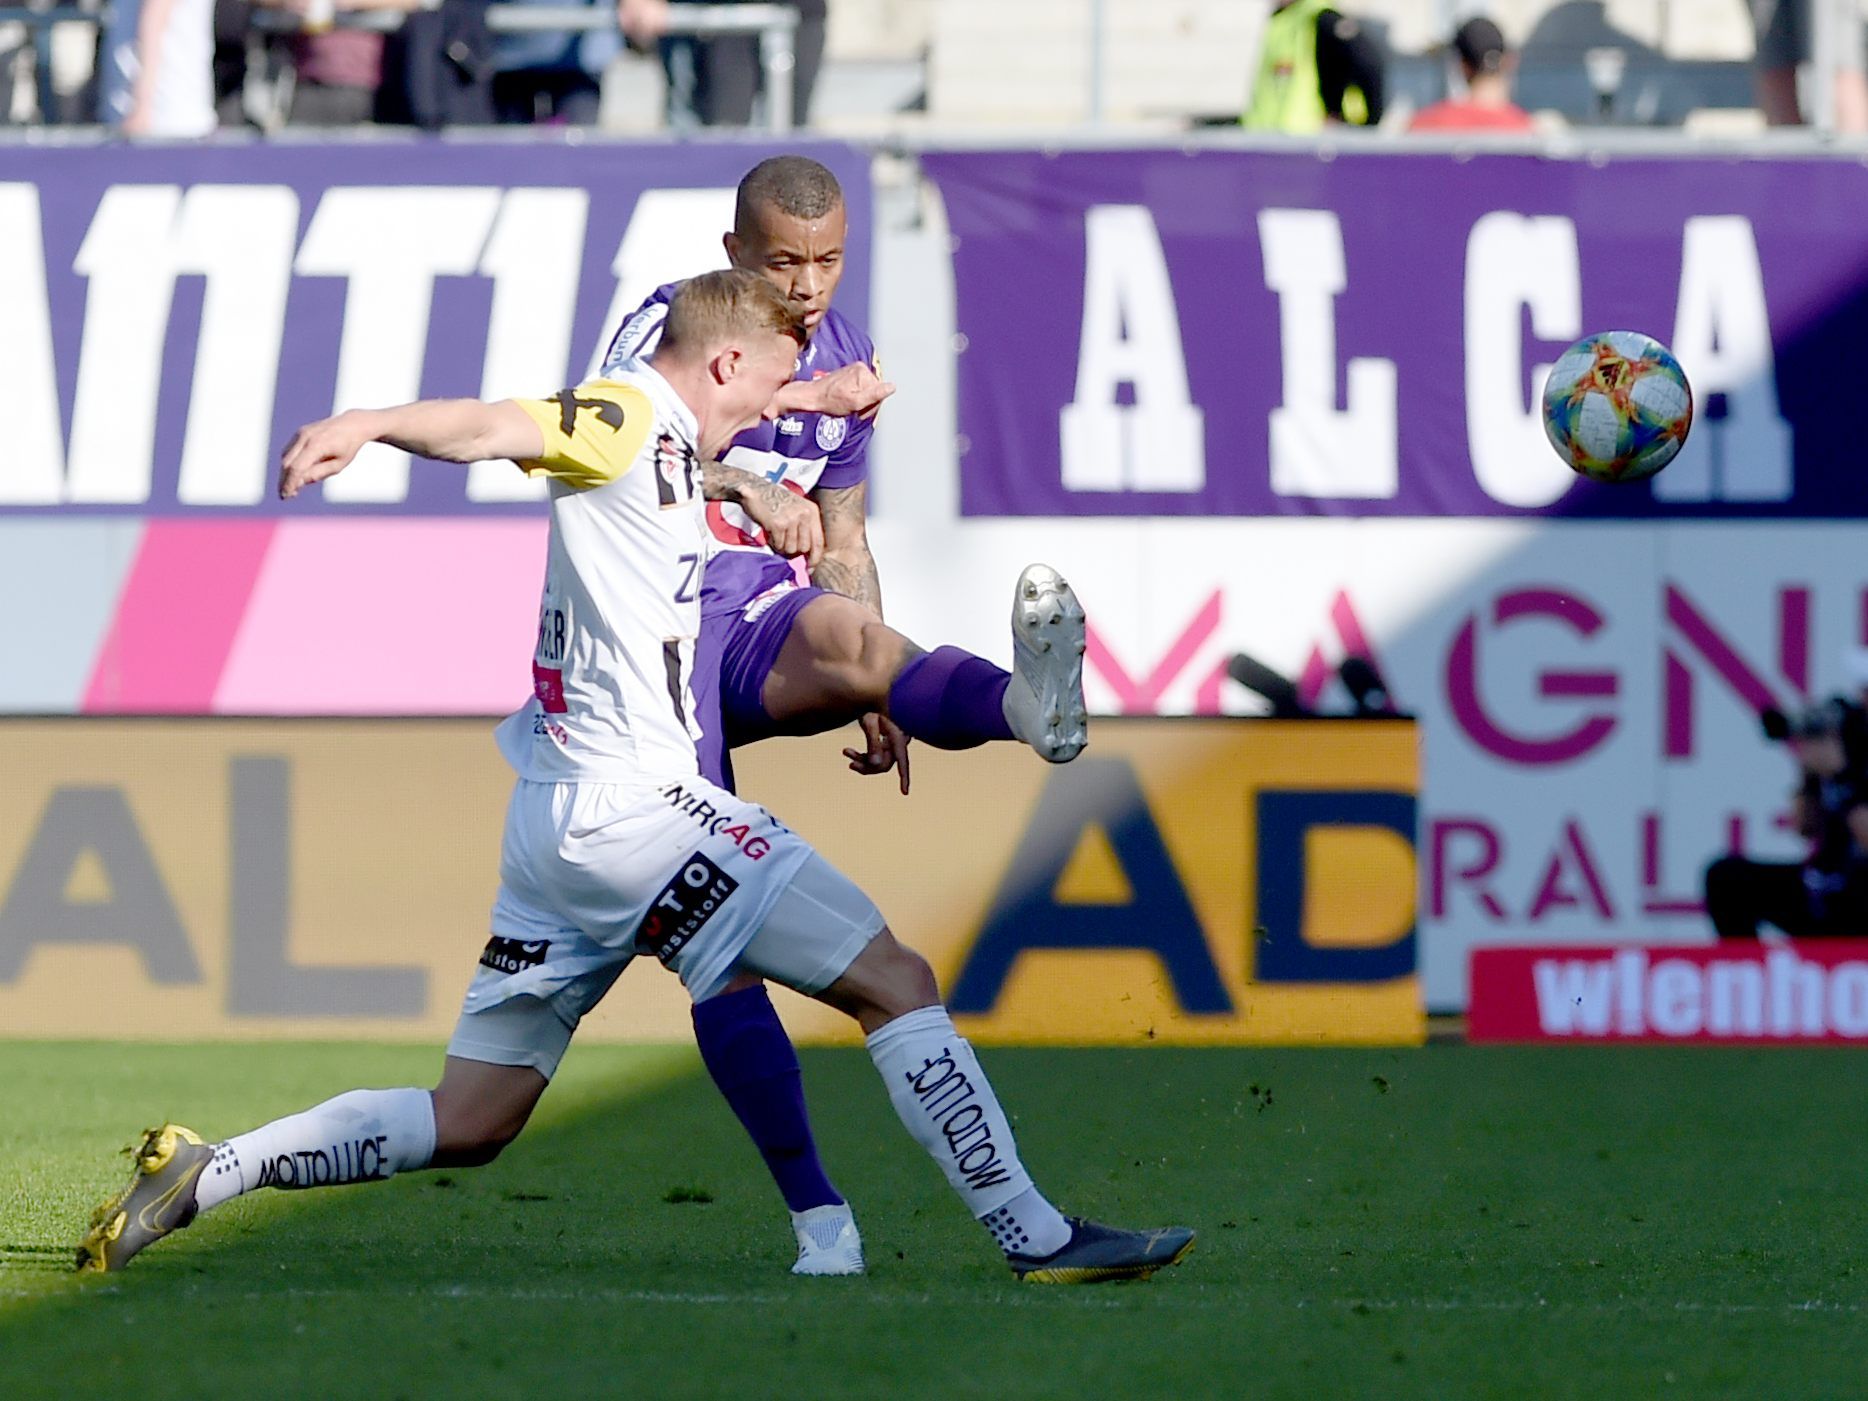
707, 331, 802, 455
726, 203, 847, 335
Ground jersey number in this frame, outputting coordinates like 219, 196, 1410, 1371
674, 553, 701, 604
552, 390, 625, 436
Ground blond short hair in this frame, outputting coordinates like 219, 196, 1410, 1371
660, 268, 805, 358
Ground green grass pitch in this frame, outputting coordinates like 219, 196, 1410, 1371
2, 1041, 1865, 1398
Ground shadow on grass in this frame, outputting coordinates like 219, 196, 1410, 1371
0, 1040, 1030, 1395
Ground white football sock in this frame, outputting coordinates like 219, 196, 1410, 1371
865, 1006, 1071, 1258
194, 1087, 436, 1214
982, 1185, 1073, 1260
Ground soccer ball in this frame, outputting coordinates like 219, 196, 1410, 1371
1540, 331, 1693, 483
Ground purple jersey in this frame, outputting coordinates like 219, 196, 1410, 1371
602, 281, 877, 619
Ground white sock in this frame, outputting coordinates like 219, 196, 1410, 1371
982, 1185, 1073, 1260
194, 1087, 437, 1214
865, 1006, 1072, 1258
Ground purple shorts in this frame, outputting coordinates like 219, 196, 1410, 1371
693, 581, 829, 791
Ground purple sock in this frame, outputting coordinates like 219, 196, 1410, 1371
691, 985, 843, 1213
886, 645, 1014, 750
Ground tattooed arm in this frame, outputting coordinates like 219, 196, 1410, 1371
809, 482, 881, 616
813, 479, 907, 791
702, 459, 822, 565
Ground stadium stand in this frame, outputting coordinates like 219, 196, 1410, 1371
0, 0, 1858, 131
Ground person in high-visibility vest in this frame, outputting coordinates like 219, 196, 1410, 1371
1242, 0, 1386, 132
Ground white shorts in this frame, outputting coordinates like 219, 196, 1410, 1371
446, 776, 884, 1078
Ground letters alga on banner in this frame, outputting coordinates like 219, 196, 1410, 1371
0, 718, 1422, 1047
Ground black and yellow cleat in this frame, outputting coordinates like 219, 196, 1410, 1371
74, 1124, 212, 1273
1008, 1218, 1196, 1284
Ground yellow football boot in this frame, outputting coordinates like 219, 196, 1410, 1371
74, 1124, 212, 1273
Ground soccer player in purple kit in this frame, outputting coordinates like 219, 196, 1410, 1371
601, 157, 1090, 1277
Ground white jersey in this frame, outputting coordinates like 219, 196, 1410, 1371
494, 364, 708, 784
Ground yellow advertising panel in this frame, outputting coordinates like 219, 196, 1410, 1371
0, 719, 1421, 1046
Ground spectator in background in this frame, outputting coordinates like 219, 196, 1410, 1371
1409, 17, 1533, 132
493, 0, 666, 123
1705, 697, 1868, 940
1242, 0, 1384, 132
663, 0, 825, 128
256, 0, 432, 125
99, 0, 217, 134
1752, 0, 1868, 130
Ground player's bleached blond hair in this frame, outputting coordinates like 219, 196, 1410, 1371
660, 268, 806, 357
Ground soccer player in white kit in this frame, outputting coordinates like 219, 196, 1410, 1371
76, 270, 1193, 1285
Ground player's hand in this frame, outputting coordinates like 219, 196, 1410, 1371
740, 480, 823, 567
763, 363, 896, 422
278, 411, 375, 499
843, 713, 911, 795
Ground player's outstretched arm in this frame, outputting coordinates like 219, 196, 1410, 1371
278, 401, 545, 499
764, 362, 895, 422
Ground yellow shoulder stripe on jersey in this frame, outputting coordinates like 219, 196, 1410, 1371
512, 380, 654, 490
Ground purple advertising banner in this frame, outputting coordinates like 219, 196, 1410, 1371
922, 148, 1868, 519
0, 140, 870, 515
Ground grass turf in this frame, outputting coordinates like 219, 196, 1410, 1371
1, 1042, 1864, 1399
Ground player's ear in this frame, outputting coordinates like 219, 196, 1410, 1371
723, 231, 741, 268
713, 346, 742, 385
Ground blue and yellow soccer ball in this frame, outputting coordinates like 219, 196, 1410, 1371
1540, 331, 1693, 483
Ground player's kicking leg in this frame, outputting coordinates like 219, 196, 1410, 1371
75, 1054, 544, 1273
751, 563, 1088, 763
721, 858, 1194, 1284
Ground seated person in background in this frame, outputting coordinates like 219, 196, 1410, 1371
258, 0, 430, 125
1408, 16, 1533, 133
1242, 0, 1385, 133
1705, 698, 1868, 939
492, 0, 666, 124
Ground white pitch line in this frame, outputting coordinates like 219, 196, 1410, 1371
6, 1283, 1862, 1318
1321, 1298, 1865, 1317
